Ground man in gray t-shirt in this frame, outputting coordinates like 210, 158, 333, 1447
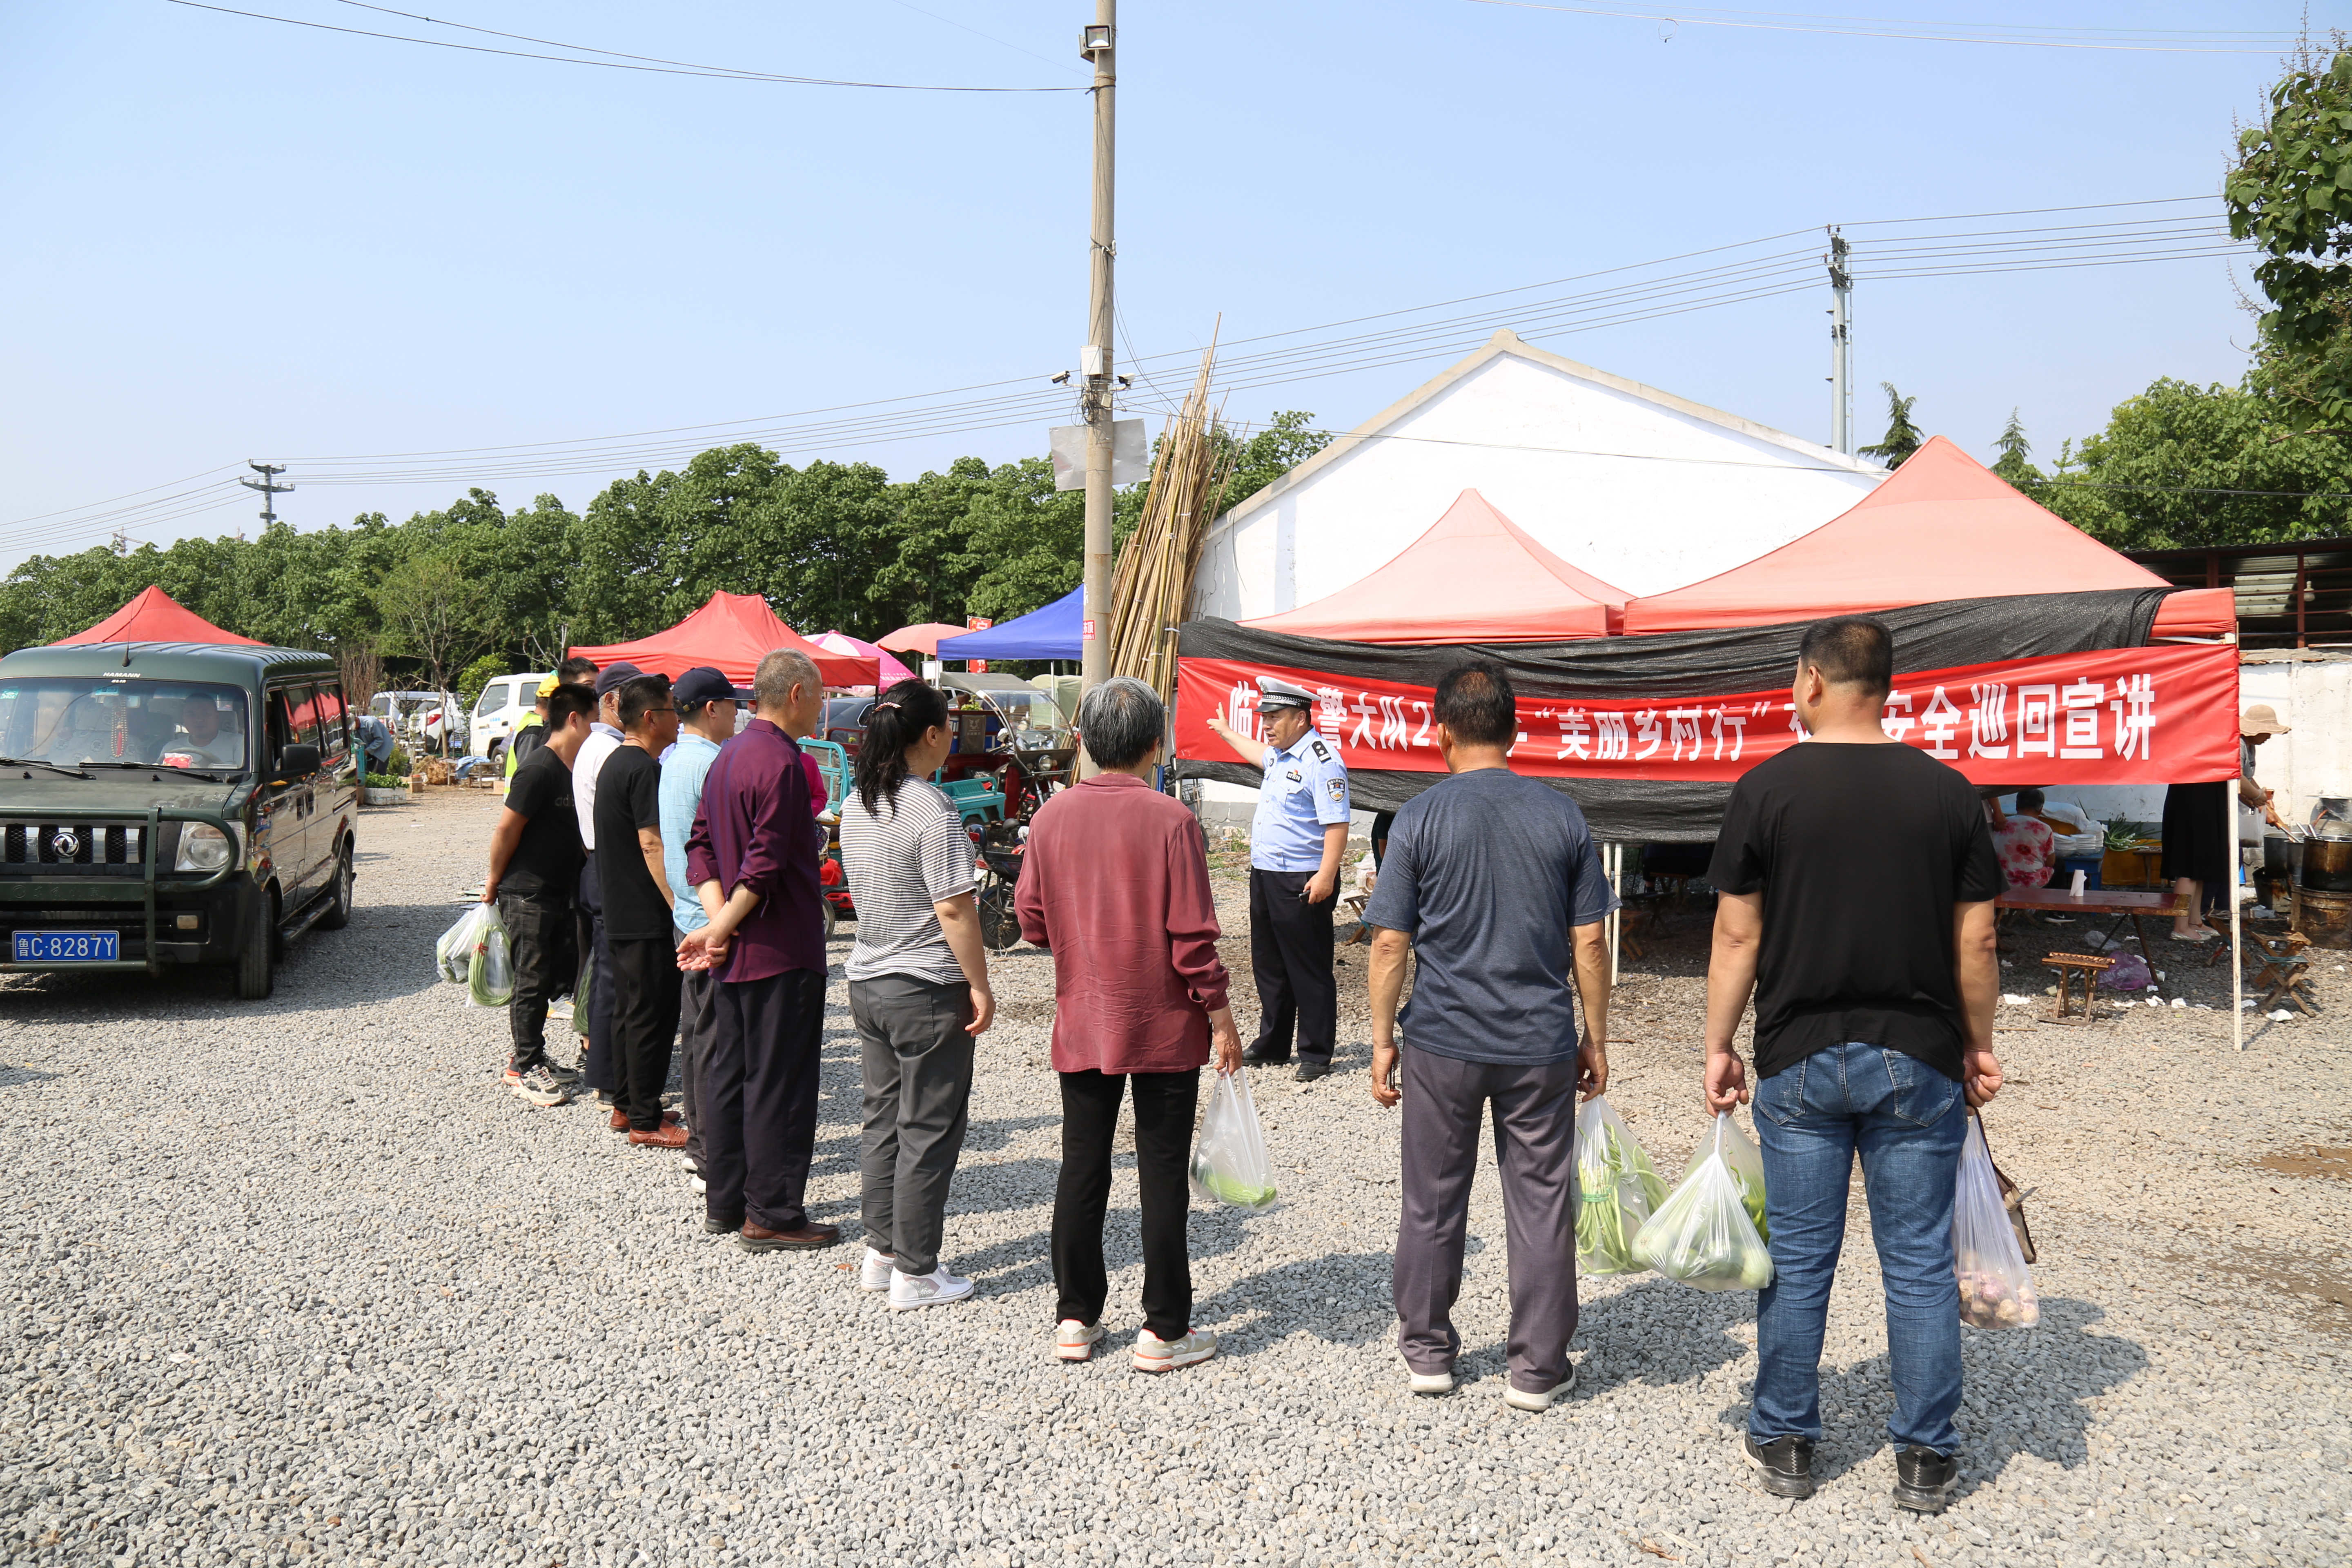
1365, 660, 1616, 1412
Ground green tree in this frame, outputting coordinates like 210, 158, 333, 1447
1858, 383, 1925, 468
1216, 410, 1333, 515
2039, 377, 2352, 548
2227, 47, 2352, 430
375, 550, 489, 695
1990, 409, 2041, 489
454, 651, 512, 715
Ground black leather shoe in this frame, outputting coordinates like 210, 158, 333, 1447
1240, 1045, 1289, 1067
1892, 1446, 1959, 1513
1294, 1060, 1332, 1082
703, 1215, 742, 1235
1742, 1433, 1815, 1499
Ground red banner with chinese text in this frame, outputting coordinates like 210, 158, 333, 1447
1174, 642, 2241, 785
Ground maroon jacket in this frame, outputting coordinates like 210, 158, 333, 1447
1015, 773, 1230, 1074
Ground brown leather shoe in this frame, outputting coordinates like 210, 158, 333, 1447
628, 1122, 690, 1149
610, 1107, 682, 1133
738, 1221, 842, 1253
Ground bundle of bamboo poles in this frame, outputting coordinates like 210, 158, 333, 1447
1109, 338, 1234, 703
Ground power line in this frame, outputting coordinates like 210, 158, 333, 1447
162, 0, 1083, 91
1462, 0, 2302, 53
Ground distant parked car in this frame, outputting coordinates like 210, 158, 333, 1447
369, 690, 458, 756
468, 672, 551, 763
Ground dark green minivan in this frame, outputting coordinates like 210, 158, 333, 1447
0, 641, 359, 999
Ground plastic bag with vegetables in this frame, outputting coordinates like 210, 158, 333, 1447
1188, 1069, 1278, 1211
1573, 1095, 1668, 1276
1631, 1111, 1774, 1292
1954, 1113, 2038, 1330
434, 904, 496, 984
434, 902, 515, 1008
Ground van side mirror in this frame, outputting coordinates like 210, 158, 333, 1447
275, 743, 320, 780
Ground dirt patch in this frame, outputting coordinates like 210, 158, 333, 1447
2169, 1247, 2352, 1337
2254, 1144, 2352, 1182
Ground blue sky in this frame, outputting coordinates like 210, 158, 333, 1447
0, 1, 2332, 573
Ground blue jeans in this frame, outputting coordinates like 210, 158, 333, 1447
1750, 1042, 1967, 1454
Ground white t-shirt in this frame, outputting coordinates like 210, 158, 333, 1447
839, 779, 978, 987
572, 724, 622, 851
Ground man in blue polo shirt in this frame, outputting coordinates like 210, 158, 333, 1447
1205, 676, 1351, 1082
661, 666, 745, 1191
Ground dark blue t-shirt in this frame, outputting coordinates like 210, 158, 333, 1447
1362, 768, 1618, 1065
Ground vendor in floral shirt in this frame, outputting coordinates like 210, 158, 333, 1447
1989, 788, 2060, 893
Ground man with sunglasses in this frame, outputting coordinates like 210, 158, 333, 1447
596, 673, 687, 1147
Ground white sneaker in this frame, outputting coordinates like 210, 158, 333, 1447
1132, 1327, 1216, 1373
887, 1267, 973, 1310
1503, 1361, 1577, 1411
859, 1247, 895, 1292
690, 1176, 706, 1196
1408, 1368, 1454, 1396
1054, 1320, 1104, 1362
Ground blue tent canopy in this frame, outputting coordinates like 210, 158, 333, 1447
935, 587, 1082, 660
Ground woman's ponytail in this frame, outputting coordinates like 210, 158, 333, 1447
852, 677, 951, 817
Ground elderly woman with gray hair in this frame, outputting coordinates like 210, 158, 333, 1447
1015, 677, 1243, 1373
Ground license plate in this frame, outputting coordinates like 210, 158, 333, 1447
12, 930, 118, 963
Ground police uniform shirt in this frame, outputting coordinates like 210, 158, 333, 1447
1250, 727, 1352, 873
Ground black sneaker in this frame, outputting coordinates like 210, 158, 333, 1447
1892, 1446, 1959, 1513
1240, 1045, 1289, 1067
1742, 1433, 1815, 1499
1294, 1060, 1332, 1082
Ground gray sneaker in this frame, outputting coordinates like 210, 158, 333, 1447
538, 1056, 582, 1085
1131, 1327, 1216, 1372
507, 1063, 572, 1108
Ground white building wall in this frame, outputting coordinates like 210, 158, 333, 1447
1194, 348, 1886, 620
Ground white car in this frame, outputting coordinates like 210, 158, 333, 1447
370, 690, 459, 756
469, 673, 552, 762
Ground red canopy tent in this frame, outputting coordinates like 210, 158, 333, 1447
53, 586, 264, 647
1619, 436, 2235, 638
1241, 489, 1628, 643
570, 592, 874, 687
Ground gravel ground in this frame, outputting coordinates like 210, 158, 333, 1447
4, 788, 2351, 1568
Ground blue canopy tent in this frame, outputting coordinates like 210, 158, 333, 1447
935, 587, 1083, 661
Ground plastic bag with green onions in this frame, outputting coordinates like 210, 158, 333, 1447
1574, 1094, 1668, 1276
435, 902, 514, 1008
1188, 1068, 1278, 1211
1631, 1111, 1774, 1292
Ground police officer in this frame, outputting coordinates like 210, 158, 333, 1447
1205, 677, 1351, 1082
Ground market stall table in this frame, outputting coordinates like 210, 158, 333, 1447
1997, 886, 2185, 965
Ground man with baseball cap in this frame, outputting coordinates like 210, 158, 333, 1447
663, 667, 750, 1188
572, 660, 642, 1099
1205, 676, 1352, 1082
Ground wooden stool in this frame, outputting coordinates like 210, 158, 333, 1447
2042, 952, 2114, 1022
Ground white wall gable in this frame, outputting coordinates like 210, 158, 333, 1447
1194, 339, 1885, 619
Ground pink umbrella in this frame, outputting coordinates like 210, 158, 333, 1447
813, 630, 915, 690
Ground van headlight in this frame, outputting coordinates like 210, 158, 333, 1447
175, 824, 237, 872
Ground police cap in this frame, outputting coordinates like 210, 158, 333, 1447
1256, 676, 1314, 713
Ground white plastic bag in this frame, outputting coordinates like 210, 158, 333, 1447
434, 904, 493, 984
1574, 1094, 1668, 1276
1954, 1113, 2039, 1330
435, 902, 514, 1007
1189, 1069, 1278, 1210
1631, 1111, 1774, 1292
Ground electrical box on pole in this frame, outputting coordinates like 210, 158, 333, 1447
1826, 229, 1852, 457
240, 461, 295, 526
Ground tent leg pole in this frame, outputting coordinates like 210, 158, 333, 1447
2229, 780, 2244, 1049
1606, 842, 1621, 985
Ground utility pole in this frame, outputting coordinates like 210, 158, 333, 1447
240, 460, 295, 526
108, 528, 128, 556
1078, 1, 1116, 720
1826, 228, 1853, 456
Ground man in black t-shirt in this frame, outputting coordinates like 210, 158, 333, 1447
595, 674, 686, 1145
483, 684, 597, 1107
1703, 615, 2003, 1515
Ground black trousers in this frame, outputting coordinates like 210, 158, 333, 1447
607, 935, 683, 1131
1248, 867, 1336, 1063
706, 967, 825, 1232
576, 860, 618, 1095
495, 887, 575, 1069
1052, 1068, 1199, 1341
677, 949, 721, 1167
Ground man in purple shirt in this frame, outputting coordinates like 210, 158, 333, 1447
679, 649, 840, 1252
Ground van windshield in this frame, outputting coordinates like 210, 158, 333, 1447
0, 678, 252, 774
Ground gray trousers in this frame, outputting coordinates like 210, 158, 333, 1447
851, 973, 976, 1278
1394, 1044, 1581, 1394
677, 951, 720, 1168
